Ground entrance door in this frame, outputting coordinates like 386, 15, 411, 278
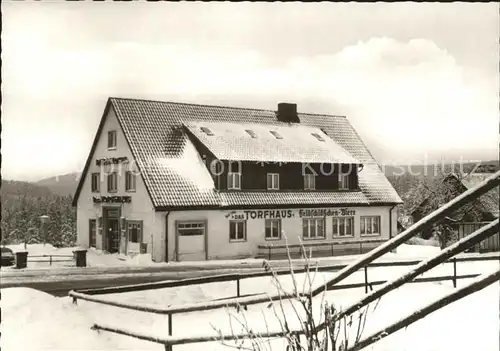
107, 219, 120, 253
177, 221, 206, 261
104, 208, 121, 253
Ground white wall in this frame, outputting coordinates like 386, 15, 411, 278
168, 205, 397, 261
76, 107, 164, 261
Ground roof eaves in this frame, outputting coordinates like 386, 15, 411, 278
72, 98, 113, 207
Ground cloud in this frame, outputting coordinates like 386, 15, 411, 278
2, 35, 498, 180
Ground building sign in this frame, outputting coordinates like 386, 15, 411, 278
298, 208, 355, 218
96, 157, 129, 166
225, 208, 355, 220
93, 196, 132, 204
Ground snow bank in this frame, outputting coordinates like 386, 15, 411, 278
393, 244, 440, 258
0, 288, 120, 351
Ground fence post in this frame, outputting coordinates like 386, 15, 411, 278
268, 247, 271, 261
165, 313, 173, 351
364, 266, 369, 294
236, 278, 241, 297
50, 255, 52, 266
331, 243, 334, 256
359, 242, 363, 254
452, 257, 457, 288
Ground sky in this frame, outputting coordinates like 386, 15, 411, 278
2, 2, 499, 181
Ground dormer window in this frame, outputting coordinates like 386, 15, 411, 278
267, 173, 279, 190
269, 130, 283, 139
108, 130, 117, 150
311, 133, 325, 142
245, 129, 258, 138
304, 174, 316, 190
200, 127, 214, 136
339, 172, 350, 190
228, 161, 241, 190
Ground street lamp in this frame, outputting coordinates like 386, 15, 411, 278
39, 215, 50, 246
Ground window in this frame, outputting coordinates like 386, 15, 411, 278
302, 218, 325, 239
311, 133, 325, 142
177, 222, 205, 236
89, 219, 96, 247
228, 161, 241, 190
304, 174, 316, 190
229, 220, 246, 241
91, 173, 100, 193
332, 217, 354, 237
125, 171, 136, 192
200, 126, 214, 136
265, 219, 281, 240
107, 172, 118, 192
267, 173, 279, 190
360, 216, 381, 236
108, 130, 117, 149
245, 129, 258, 138
127, 221, 143, 243
269, 130, 283, 139
339, 173, 350, 190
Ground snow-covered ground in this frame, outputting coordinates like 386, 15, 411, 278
1, 244, 163, 271
0, 242, 453, 273
1, 244, 498, 351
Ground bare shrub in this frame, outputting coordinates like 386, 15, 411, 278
212, 235, 379, 350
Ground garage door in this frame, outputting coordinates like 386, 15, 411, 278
177, 221, 206, 261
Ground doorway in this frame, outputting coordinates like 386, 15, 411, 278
104, 207, 121, 253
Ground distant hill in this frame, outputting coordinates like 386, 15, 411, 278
382, 160, 499, 178
1, 179, 55, 198
35, 172, 81, 196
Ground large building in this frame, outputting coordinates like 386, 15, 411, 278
73, 98, 402, 262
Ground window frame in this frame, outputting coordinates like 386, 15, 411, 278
304, 174, 316, 190
91, 173, 100, 193
267, 173, 280, 190
89, 219, 97, 248
360, 216, 381, 236
127, 220, 143, 244
338, 172, 350, 190
332, 217, 355, 238
265, 219, 281, 240
177, 221, 206, 236
229, 220, 247, 242
228, 172, 241, 190
107, 130, 117, 150
125, 171, 136, 192
302, 217, 326, 240
107, 172, 118, 193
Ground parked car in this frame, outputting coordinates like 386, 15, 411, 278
1, 247, 15, 267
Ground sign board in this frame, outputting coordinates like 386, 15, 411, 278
93, 196, 132, 204
225, 208, 356, 221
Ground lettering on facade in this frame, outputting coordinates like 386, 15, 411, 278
298, 208, 355, 218
225, 208, 356, 220
93, 196, 132, 204
225, 210, 294, 221
96, 157, 129, 166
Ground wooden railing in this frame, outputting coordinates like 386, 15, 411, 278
258, 238, 387, 260
73, 170, 500, 351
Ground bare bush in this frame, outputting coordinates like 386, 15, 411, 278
212, 235, 379, 350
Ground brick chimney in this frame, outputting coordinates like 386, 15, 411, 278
277, 103, 300, 123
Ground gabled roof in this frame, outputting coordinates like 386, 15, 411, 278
73, 97, 402, 209
183, 121, 359, 164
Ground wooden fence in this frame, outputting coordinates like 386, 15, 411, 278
454, 221, 500, 252
258, 238, 387, 260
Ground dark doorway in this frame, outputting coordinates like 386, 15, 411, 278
104, 207, 121, 253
